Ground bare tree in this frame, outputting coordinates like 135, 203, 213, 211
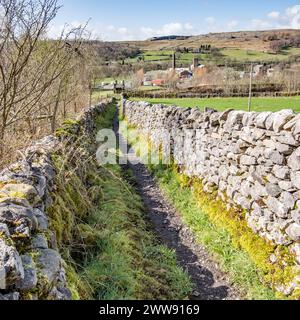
164, 69, 178, 90
0, 0, 92, 161
131, 68, 144, 89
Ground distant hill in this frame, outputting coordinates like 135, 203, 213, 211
88, 29, 300, 67
121, 29, 300, 52
148, 35, 191, 41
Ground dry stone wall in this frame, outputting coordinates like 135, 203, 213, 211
124, 100, 300, 262
0, 101, 109, 300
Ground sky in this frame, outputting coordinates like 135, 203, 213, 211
49, 0, 300, 41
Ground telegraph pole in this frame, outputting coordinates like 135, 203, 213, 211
248, 63, 253, 112
172, 53, 176, 70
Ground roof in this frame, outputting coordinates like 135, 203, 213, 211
152, 79, 165, 85
179, 70, 192, 74
175, 68, 190, 73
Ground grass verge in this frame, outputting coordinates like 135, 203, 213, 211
47, 103, 192, 300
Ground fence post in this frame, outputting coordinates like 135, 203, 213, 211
248, 63, 253, 112
120, 93, 125, 118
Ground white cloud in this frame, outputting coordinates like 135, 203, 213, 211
245, 4, 300, 31
285, 5, 300, 28
89, 24, 136, 41
140, 27, 155, 38
47, 21, 89, 39
117, 27, 128, 35
184, 22, 194, 30
205, 17, 216, 25
227, 20, 239, 29
48, 24, 64, 38
286, 5, 300, 17
251, 19, 271, 30
268, 11, 280, 19
160, 22, 183, 34
107, 25, 115, 31
290, 15, 300, 28
140, 22, 194, 38
263, 5, 300, 29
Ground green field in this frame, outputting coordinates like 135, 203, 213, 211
220, 48, 300, 62
92, 90, 115, 103
95, 77, 128, 84
138, 85, 163, 91
134, 96, 300, 113
125, 51, 216, 64
125, 47, 300, 65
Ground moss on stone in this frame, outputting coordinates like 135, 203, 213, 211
189, 177, 299, 299
55, 119, 81, 138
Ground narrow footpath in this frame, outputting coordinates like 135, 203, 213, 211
113, 114, 241, 300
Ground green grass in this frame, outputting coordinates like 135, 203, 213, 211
125, 57, 140, 63
127, 51, 216, 64
221, 47, 300, 62
155, 168, 276, 300
82, 106, 192, 300
138, 85, 163, 92
80, 164, 192, 300
92, 90, 115, 103
145, 50, 175, 56
134, 96, 300, 113
124, 51, 173, 63
144, 55, 170, 61
124, 47, 300, 65
121, 121, 281, 300
95, 77, 125, 84
50, 103, 192, 300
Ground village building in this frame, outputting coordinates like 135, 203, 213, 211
239, 64, 274, 79
190, 57, 200, 71
253, 64, 268, 78
143, 74, 153, 86
152, 79, 165, 86
170, 67, 193, 79
178, 69, 193, 79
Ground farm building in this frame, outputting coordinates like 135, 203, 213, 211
178, 69, 193, 79
190, 57, 200, 70
171, 68, 193, 79
152, 79, 165, 86
253, 64, 274, 78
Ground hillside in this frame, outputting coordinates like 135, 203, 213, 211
122, 29, 300, 52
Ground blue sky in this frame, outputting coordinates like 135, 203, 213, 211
49, 1, 300, 40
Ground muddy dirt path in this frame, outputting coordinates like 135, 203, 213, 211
114, 115, 241, 300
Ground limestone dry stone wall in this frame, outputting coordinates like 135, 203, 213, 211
0, 101, 110, 300
124, 100, 300, 263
